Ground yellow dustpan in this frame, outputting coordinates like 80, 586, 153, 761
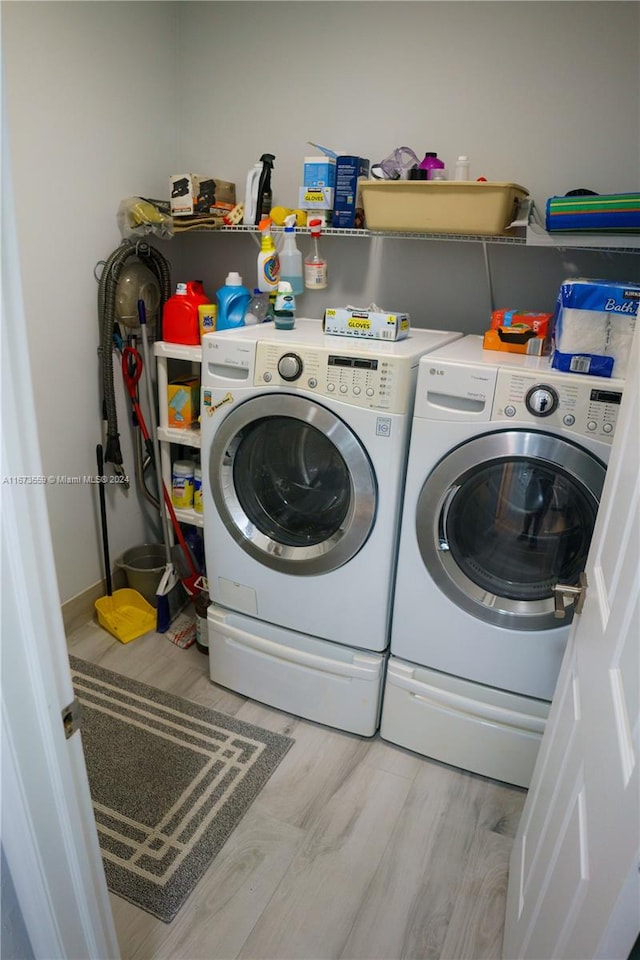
95, 589, 155, 644
95, 444, 155, 643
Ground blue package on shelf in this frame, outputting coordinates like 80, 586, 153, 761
545, 193, 640, 233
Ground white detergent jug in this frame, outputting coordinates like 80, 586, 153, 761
243, 163, 261, 225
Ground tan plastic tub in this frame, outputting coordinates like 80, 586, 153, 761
360, 180, 529, 236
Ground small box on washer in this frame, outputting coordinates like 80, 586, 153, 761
323, 307, 410, 341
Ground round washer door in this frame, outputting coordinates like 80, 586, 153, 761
416, 430, 606, 631
210, 393, 377, 575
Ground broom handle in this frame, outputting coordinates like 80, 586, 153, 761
96, 443, 113, 597
138, 300, 173, 565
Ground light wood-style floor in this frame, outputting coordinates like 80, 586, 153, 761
67, 619, 526, 960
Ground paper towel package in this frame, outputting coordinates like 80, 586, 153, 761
551, 278, 640, 379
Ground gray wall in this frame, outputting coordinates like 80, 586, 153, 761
3, 1, 178, 602
3, 1, 639, 604
178, 1, 639, 205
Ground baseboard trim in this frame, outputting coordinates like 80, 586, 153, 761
62, 571, 126, 636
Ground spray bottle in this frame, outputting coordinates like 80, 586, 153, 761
279, 214, 304, 295
257, 218, 280, 293
255, 153, 275, 224
304, 219, 327, 290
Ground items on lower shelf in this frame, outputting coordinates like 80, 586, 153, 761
154, 340, 203, 530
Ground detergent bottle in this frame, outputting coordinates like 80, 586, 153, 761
257, 218, 280, 293
215, 272, 251, 331
162, 281, 210, 344
243, 163, 262, 225
243, 153, 276, 225
279, 214, 304, 296
273, 281, 296, 330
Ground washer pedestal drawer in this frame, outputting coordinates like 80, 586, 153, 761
208, 604, 386, 736
380, 656, 549, 788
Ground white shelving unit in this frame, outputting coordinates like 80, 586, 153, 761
174, 221, 640, 253
154, 340, 203, 530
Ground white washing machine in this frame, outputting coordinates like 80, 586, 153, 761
200, 319, 462, 736
380, 335, 624, 785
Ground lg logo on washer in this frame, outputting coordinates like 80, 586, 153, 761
429, 367, 445, 376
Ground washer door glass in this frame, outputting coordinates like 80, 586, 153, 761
417, 430, 606, 630
210, 394, 377, 575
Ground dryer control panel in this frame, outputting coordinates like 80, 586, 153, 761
493, 369, 624, 443
253, 342, 415, 414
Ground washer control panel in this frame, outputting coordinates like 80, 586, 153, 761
254, 342, 414, 413
493, 369, 623, 442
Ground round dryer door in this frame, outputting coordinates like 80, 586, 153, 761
210, 394, 377, 575
416, 430, 606, 630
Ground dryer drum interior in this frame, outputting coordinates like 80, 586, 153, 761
416, 429, 606, 631
210, 394, 378, 575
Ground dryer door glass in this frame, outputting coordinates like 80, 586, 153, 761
233, 416, 349, 546
416, 430, 606, 630
210, 394, 377, 575
444, 459, 596, 599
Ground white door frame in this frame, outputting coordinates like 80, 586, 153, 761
1, 111, 119, 960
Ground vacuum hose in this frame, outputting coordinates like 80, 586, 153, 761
97, 240, 171, 482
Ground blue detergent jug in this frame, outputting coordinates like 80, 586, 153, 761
216, 272, 251, 331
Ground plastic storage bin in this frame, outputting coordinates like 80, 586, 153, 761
360, 180, 528, 236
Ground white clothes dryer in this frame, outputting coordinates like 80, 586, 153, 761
380, 335, 624, 785
200, 319, 462, 736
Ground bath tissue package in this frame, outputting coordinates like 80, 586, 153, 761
551, 277, 640, 379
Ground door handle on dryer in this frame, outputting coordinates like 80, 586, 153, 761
553, 572, 588, 619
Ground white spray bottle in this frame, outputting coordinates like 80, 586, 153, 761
279, 214, 304, 296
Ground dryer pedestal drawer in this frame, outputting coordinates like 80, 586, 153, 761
380, 657, 549, 788
208, 604, 386, 736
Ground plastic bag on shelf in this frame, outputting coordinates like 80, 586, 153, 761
117, 197, 174, 240
370, 147, 420, 180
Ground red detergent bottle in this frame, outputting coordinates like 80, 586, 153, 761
162, 281, 210, 344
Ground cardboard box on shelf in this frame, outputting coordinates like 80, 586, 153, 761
170, 175, 236, 217
167, 376, 200, 428
332, 156, 369, 229
303, 156, 336, 190
298, 186, 335, 211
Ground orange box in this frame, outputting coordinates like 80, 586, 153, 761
483, 327, 549, 356
490, 309, 552, 339
167, 377, 200, 428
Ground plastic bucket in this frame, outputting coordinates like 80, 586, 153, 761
114, 543, 166, 607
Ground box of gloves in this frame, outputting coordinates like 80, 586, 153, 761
323, 307, 410, 340
551, 278, 640, 379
